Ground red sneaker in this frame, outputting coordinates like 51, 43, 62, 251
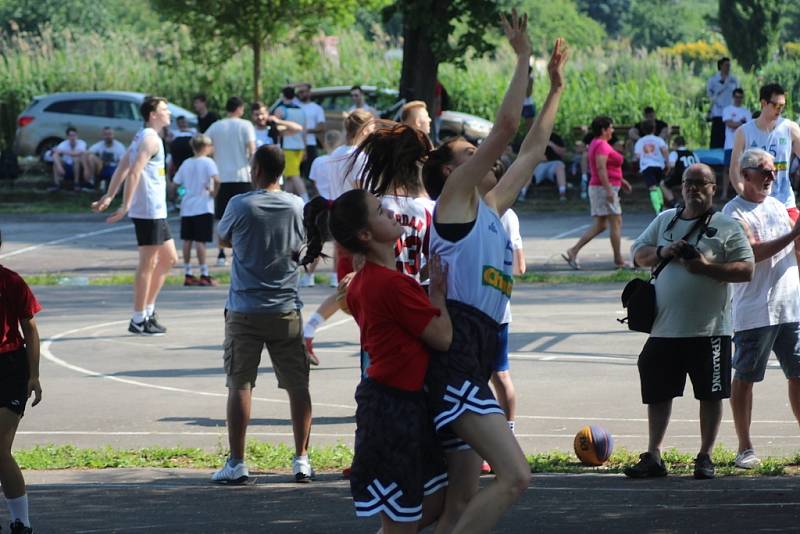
305, 337, 320, 366
342, 466, 352, 479
480, 461, 492, 474
199, 275, 219, 286
184, 274, 200, 286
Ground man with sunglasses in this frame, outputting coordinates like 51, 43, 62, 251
722, 148, 800, 470
729, 83, 800, 223
625, 163, 754, 480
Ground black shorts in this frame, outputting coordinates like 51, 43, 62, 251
637, 336, 732, 404
641, 166, 665, 188
215, 182, 253, 220
350, 379, 447, 522
180, 213, 214, 243
132, 218, 172, 247
0, 348, 30, 417
301, 144, 319, 180
426, 300, 505, 437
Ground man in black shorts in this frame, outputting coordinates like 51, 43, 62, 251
626, 163, 754, 479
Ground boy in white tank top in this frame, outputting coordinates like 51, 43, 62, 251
91, 97, 179, 335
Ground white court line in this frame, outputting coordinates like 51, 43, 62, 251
548, 224, 590, 240
0, 223, 134, 259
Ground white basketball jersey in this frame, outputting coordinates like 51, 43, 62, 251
430, 199, 513, 324
381, 195, 432, 283
741, 118, 796, 208
128, 128, 167, 220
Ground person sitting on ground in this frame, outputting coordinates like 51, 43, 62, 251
401, 100, 432, 137
633, 120, 674, 213
0, 228, 43, 534
173, 133, 220, 287
50, 127, 88, 192
84, 127, 126, 192
520, 132, 568, 201
627, 106, 669, 154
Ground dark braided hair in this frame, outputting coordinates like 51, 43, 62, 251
299, 190, 371, 267
421, 137, 464, 200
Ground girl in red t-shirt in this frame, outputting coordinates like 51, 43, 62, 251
304, 190, 452, 533
0, 229, 43, 533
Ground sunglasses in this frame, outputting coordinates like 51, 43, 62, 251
768, 101, 786, 111
743, 167, 776, 177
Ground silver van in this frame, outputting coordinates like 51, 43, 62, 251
14, 91, 196, 157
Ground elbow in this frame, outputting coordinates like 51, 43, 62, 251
741, 264, 754, 282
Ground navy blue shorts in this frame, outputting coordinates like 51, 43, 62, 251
641, 166, 664, 188
493, 323, 510, 372
426, 300, 505, 438
350, 379, 447, 522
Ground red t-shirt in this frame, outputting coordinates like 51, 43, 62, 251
588, 138, 624, 187
0, 266, 42, 354
346, 261, 440, 391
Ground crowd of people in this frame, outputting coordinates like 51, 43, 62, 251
5, 11, 800, 534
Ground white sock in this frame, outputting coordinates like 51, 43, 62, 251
7, 495, 30, 527
132, 310, 146, 323
200, 264, 209, 276
507, 420, 515, 434
295, 454, 309, 464
184, 264, 192, 275
145, 304, 155, 317
303, 312, 325, 338
558, 186, 566, 194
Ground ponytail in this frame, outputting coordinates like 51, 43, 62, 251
300, 190, 372, 267
300, 196, 332, 268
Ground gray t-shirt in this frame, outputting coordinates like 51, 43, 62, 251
218, 190, 305, 313
631, 209, 754, 338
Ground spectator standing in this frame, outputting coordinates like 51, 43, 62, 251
721, 88, 752, 199
707, 57, 740, 149
250, 101, 304, 149
192, 93, 220, 133
168, 116, 196, 178
211, 145, 314, 485
633, 120, 673, 213
84, 127, 126, 191
624, 163, 753, 480
205, 96, 256, 266
173, 133, 220, 287
296, 83, 326, 180
722, 148, 800, 470
401, 100, 432, 137
273, 86, 309, 201
50, 127, 88, 192
348, 85, 379, 116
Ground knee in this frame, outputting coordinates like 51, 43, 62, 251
498, 462, 531, 499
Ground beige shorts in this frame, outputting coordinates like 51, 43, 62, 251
223, 310, 309, 390
588, 185, 622, 216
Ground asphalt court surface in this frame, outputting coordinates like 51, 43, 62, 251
3, 212, 800, 533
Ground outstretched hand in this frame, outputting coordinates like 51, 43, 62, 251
500, 9, 531, 58
106, 207, 126, 224
547, 38, 569, 91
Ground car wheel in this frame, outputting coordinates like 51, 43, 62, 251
36, 137, 62, 159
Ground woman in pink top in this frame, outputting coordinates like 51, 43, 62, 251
563, 116, 632, 269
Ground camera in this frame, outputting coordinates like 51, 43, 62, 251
676, 242, 700, 260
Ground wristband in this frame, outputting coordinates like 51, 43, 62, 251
656, 246, 664, 260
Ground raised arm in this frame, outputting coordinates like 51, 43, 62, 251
436, 10, 531, 220
487, 38, 568, 215
728, 127, 746, 195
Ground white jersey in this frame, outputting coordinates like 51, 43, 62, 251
500, 209, 522, 324
254, 127, 273, 147
381, 195, 432, 283
127, 128, 167, 220
740, 118, 796, 208
430, 199, 513, 324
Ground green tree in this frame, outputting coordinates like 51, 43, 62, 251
151, 0, 368, 100
575, 0, 631, 37
719, 0, 782, 70
0, 0, 161, 36
518, 0, 605, 52
624, 0, 716, 49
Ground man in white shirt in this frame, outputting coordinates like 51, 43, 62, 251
205, 96, 257, 265
722, 148, 800, 470
347, 85, 378, 116
721, 88, 751, 199
84, 127, 127, 191
707, 57, 740, 149
401, 100, 432, 136
296, 83, 326, 180
51, 127, 88, 192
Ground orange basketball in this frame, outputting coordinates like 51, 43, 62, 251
573, 425, 614, 466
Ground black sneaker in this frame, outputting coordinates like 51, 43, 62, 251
128, 318, 165, 336
10, 519, 33, 533
694, 453, 715, 480
146, 314, 167, 335
623, 452, 667, 478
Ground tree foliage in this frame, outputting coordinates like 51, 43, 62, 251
575, 0, 631, 37
516, 0, 606, 53
623, 0, 716, 50
0, 0, 160, 35
719, 0, 782, 71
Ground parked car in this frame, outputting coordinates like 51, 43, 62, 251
275, 85, 493, 143
14, 91, 197, 158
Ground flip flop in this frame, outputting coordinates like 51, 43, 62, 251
561, 252, 580, 270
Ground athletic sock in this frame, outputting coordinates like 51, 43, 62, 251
132, 310, 146, 323
303, 312, 325, 338
507, 420, 516, 434
648, 187, 664, 214
200, 264, 209, 277
227, 457, 243, 468
145, 304, 155, 317
184, 264, 193, 275
558, 185, 567, 195
7, 495, 30, 527
295, 454, 309, 464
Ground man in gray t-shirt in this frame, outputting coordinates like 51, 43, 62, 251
624, 163, 753, 481
212, 145, 315, 484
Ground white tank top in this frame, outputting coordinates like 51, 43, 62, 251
128, 128, 167, 220
741, 118, 796, 208
381, 195, 433, 283
430, 199, 513, 324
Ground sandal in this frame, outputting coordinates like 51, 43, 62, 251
561, 252, 580, 270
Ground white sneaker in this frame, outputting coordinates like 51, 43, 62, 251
292, 456, 315, 483
329, 273, 338, 288
300, 273, 315, 288
734, 449, 761, 469
211, 460, 249, 484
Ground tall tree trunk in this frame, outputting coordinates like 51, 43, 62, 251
399, 17, 438, 114
252, 39, 262, 101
